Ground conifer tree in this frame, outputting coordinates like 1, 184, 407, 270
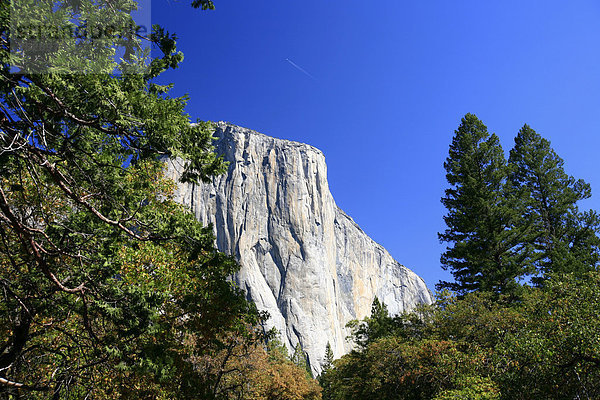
508, 124, 600, 282
292, 342, 313, 378
322, 342, 334, 372
319, 342, 335, 400
438, 114, 527, 296
346, 297, 395, 349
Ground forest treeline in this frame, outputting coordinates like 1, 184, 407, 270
319, 114, 600, 399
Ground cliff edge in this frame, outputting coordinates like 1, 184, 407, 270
166, 122, 433, 374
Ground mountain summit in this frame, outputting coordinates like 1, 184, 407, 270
167, 122, 432, 374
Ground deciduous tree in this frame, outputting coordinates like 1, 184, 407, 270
0, 0, 258, 397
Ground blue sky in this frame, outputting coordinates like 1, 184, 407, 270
152, 0, 600, 290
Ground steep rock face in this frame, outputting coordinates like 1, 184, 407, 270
166, 122, 432, 374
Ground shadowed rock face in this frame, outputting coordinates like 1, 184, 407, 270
166, 122, 433, 374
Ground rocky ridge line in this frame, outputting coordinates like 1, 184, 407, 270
166, 122, 433, 374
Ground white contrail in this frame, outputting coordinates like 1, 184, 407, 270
285, 58, 316, 80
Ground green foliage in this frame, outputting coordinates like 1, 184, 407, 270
325, 337, 487, 400
264, 328, 290, 362
323, 273, 600, 399
491, 273, 600, 398
322, 342, 334, 372
346, 297, 393, 349
347, 297, 434, 354
318, 342, 335, 400
291, 342, 314, 379
191, 0, 215, 10
433, 376, 500, 400
439, 114, 600, 296
0, 0, 263, 397
508, 124, 600, 283
438, 114, 527, 297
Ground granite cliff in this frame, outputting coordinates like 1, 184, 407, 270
166, 122, 433, 374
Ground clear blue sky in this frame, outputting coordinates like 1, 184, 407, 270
152, 0, 600, 291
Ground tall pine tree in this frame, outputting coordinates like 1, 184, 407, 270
438, 114, 528, 296
508, 124, 600, 282
346, 297, 394, 349
322, 342, 334, 372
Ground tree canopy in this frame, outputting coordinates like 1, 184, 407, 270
322, 274, 600, 400
508, 124, 600, 282
438, 114, 527, 296
0, 0, 270, 397
438, 114, 599, 296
